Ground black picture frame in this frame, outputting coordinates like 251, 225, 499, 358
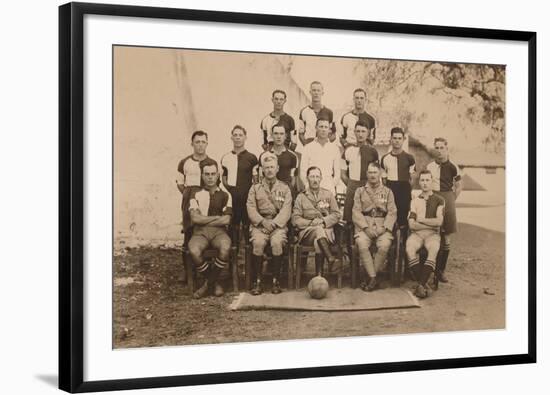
59, 2, 537, 393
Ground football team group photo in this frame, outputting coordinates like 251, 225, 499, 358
113, 46, 506, 348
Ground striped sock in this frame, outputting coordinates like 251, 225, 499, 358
214, 257, 228, 269
421, 260, 435, 285
196, 261, 209, 273
408, 257, 421, 279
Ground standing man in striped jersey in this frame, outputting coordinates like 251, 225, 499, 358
260, 90, 297, 152
297, 81, 336, 150
340, 88, 376, 148
380, 127, 416, 229
426, 137, 463, 283
300, 118, 341, 194
406, 170, 445, 298
220, 125, 258, 247
258, 125, 299, 198
341, 119, 379, 223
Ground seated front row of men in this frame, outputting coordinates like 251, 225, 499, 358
186, 154, 444, 299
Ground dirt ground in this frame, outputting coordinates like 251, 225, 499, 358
113, 222, 504, 348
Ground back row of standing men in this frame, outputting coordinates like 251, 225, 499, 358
176, 82, 463, 299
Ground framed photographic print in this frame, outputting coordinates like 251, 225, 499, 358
59, 1, 537, 393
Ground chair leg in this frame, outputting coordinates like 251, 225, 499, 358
185, 251, 194, 294
231, 247, 238, 292
245, 247, 251, 290
287, 246, 294, 290
350, 246, 356, 288
295, 246, 302, 290
337, 246, 343, 289
394, 228, 402, 287
180, 245, 187, 284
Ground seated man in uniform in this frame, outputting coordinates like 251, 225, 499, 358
246, 153, 293, 295
292, 166, 342, 276
187, 161, 232, 299
352, 162, 397, 291
406, 170, 445, 298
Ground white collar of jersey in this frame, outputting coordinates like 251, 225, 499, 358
202, 186, 221, 192
270, 146, 287, 154
419, 191, 434, 199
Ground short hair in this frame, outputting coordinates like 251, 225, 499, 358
353, 88, 367, 97
191, 130, 208, 141
390, 127, 405, 137
200, 159, 218, 173
271, 124, 286, 134
310, 81, 323, 89
367, 161, 381, 171
434, 137, 448, 146
272, 89, 287, 99
260, 152, 278, 166
355, 119, 371, 129
306, 166, 322, 177
316, 117, 330, 127
231, 125, 247, 135
419, 169, 433, 178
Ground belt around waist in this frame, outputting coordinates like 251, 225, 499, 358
362, 210, 387, 218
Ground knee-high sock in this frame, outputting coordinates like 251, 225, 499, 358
208, 263, 221, 284
315, 254, 324, 276
196, 260, 210, 276
408, 257, 421, 280
271, 255, 283, 282
421, 259, 436, 285
316, 238, 336, 264
436, 246, 450, 273
252, 254, 263, 283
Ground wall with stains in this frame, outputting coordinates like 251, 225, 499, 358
114, 47, 309, 246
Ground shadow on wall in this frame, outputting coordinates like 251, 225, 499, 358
114, 47, 309, 246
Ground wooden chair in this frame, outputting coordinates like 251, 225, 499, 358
243, 225, 295, 291
294, 223, 345, 289
350, 223, 404, 288
182, 225, 239, 293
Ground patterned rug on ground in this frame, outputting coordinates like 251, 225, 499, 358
229, 288, 420, 311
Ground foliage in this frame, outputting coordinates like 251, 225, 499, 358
354, 60, 505, 153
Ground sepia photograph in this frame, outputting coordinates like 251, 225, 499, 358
112, 45, 506, 349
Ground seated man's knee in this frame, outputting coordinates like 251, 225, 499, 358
218, 241, 231, 261
188, 244, 204, 261
377, 232, 393, 248
252, 239, 267, 256
377, 238, 392, 253
270, 235, 286, 256
314, 226, 326, 239
355, 233, 371, 249
405, 240, 419, 258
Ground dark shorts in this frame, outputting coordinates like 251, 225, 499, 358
181, 187, 193, 231
343, 179, 365, 222
435, 190, 457, 234
229, 191, 250, 226
386, 180, 412, 227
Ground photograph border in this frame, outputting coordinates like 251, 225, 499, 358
59, 2, 537, 392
